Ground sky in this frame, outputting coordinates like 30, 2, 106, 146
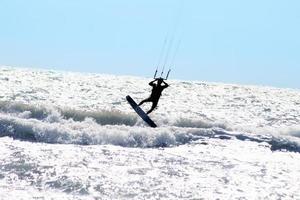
0, 0, 299, 88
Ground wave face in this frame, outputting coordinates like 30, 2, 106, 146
0, 67, 300, 152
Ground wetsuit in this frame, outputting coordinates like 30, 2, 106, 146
138, 79, 169, 114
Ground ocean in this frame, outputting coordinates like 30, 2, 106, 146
0, 66, 299, 199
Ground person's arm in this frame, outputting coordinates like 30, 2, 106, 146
149, 79, 156, 86
162, 80, 169, 88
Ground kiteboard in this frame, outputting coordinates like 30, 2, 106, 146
126, 95, 157, 128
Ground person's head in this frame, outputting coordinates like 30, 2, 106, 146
157, 78, 163, 85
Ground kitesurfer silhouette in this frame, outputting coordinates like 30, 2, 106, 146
138, 78, 169, 114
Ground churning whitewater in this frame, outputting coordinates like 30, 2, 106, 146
0, 66, 299, 199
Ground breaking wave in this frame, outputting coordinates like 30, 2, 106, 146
0, 101, 137, 126
0, 101, 300, 152
0, 114, 299, 153
173, 118, 229, 130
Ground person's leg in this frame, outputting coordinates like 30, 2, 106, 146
147, 101, 158, 114
138, 97, 151, 106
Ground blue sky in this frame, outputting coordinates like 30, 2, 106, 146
0, 0, 299, 88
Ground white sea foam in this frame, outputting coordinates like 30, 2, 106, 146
0, 66, 300, 151
0, 108, 299, 152
1, 66, 300, 199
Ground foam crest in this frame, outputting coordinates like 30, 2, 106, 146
0, 113, 209, 147
0, 101, 137, 126
61, 109, 137, 126
173, 118, 229, 130
1, 112, 300, 152
280, 126, 300, 138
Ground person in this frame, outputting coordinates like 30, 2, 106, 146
138, 78, 169, 114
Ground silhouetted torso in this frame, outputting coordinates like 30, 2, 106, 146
138, 78, 169, 114
150, 83, 167, 101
